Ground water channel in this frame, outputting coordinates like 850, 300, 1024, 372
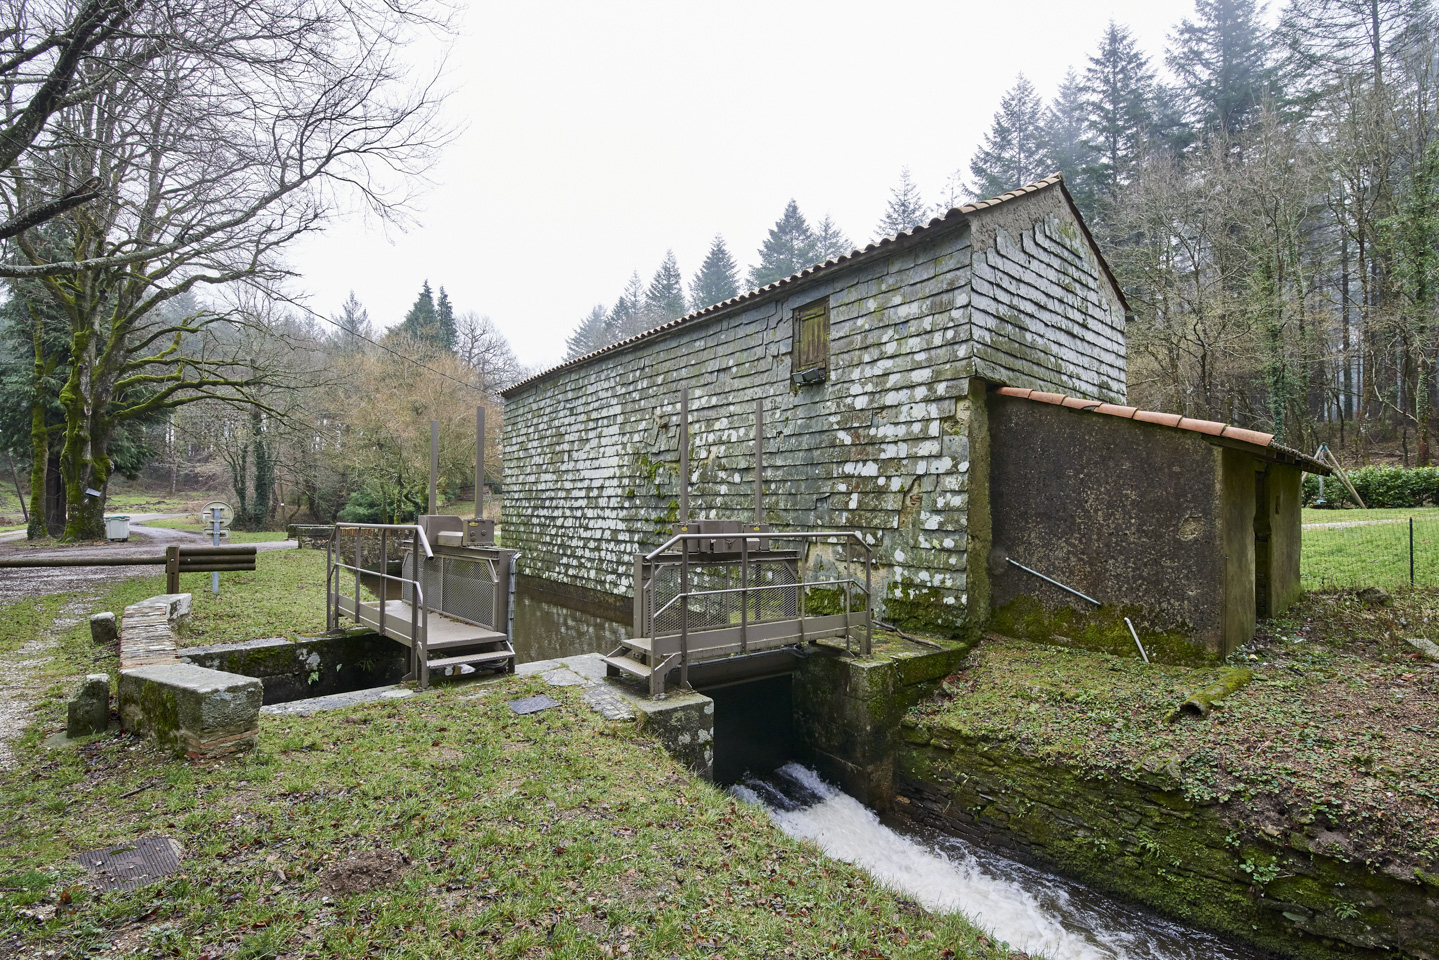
510, 586, 1273, 960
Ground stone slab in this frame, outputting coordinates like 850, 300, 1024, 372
508, 694, 561, 715
1406, 637, 1439, 661
118, 663, 262, 758
260, 684, 413, 716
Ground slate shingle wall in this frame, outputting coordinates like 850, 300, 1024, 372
503, 187, 1126, 634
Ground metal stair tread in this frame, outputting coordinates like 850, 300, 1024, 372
425, 629, 509, 650
426, 650, 515, 669
601, 654, 651, 678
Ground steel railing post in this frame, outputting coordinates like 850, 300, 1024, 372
679, 543, 690, 692
354, 526, 362, 618
1411, 517, 1415, 587
864, 540, 872, 656
740, 535, 748, 654
379, 529, 388, 637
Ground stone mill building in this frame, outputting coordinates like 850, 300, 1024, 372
501, 174, 1325, 662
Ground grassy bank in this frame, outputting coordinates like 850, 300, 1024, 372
0, 621, 1013, 960
916, 592, 1439, 874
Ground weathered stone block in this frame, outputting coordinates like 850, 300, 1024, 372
118, 664, 262, 758
89, 612, 117, 646
628, 687, 714, 780
66, 674, 110, 738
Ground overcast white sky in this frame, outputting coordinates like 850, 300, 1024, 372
288, 0, 1194, 372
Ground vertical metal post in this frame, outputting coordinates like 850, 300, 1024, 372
679, 389, 689, 526
476, 406, 485, 519
379, 529, 388, 636
326, 535, 335, 632
754, 398, 763, 525
1411, 517, 1415, 587
679, 544, 690, 692
211, 519, 221, 594
354, 526, 362, 615
864, 543, 872, 655
740, 535, 748, 654
429, 419, 439, 516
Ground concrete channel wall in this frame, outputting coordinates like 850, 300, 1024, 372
895, 732, 1439, 960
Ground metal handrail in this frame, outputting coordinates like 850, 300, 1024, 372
332, 521, 434, 559
647, 575, 868, 622
644, 528, 870, 562
639, 529, 874, 670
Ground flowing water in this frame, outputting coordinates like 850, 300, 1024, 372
733, 763, 1269, 960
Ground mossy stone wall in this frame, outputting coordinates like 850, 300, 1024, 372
896, 730, 1439, 959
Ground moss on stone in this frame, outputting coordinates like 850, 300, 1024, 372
882, 579, 967, 640
990, 593, 1216, 666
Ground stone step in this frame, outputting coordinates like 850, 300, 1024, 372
425, 649, 514, 670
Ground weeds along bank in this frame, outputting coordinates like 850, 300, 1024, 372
0, 573, 1019, 960
895, 593, 1439, 960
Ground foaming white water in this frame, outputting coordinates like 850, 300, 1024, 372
734, 764, 1256, 960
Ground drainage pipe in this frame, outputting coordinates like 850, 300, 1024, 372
1124, 617, 1149, 663
1005, 558, 1101, 607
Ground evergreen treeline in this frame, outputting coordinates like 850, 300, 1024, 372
566, 0, 1439, 467
956, 0, 1438, 462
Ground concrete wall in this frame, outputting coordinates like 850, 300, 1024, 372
502, 185, 1125, 638
1266, 463, 1304, 616
1220, 448, 1257, 654
988, 393, 1232, 661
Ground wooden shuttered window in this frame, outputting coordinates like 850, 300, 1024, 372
791, 298, 830, 383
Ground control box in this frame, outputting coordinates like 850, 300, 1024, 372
465, 518, 496, 546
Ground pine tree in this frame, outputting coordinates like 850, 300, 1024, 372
565, 304, 613, 358
608, 271, 648, 340
1167, 0, 1272, 136
1082, 20, 1157, 201
689, 235, 741, 310
748, 200, 819, 288
875, 168, 929, 239
968, 75, 1050, 200
645, 250, 687, 324
332, 290, 371, 353
399, 280, 440, 347
1277, 0, 1432, 94
814, 215, 853, 262
1043, 69, 1099, 218
436, 286, 456, 351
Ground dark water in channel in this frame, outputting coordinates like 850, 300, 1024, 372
510, 580, 631, 663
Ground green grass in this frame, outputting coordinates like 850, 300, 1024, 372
1302, 515, 1439, 591
926, 592, 1439, 872
0, 581, 1009, 959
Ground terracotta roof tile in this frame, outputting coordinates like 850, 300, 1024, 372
990, 386, 1328, 472
1221, 426, 1275, 447
1133, 410, 1183, 428
1177, 417, 1226, 437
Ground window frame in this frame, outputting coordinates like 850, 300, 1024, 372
790, 297, 830, 385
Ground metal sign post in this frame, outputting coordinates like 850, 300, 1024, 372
199, 500, 234, 595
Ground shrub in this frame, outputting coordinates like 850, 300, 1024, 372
1304, 466, 1439, 508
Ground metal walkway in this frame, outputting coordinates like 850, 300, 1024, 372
327, 523, 517, 688
603, 524, 872, 696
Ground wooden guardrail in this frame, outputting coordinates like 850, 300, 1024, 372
0, 545, 257, 592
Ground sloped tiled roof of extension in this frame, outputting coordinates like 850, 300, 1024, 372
993, 386, 1331, 474
502, 172, 1128, 398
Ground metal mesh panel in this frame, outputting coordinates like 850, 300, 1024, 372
402, 553, 497, 627
647, 558, 799, 638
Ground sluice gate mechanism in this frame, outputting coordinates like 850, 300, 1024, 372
327, 407, 516, 689
603, 391, 873, 696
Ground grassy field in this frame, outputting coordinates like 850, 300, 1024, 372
0, 569, 1012, 959
1302, 512, 1439, 591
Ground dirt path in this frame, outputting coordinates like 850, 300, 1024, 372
0, 595, 93, 770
